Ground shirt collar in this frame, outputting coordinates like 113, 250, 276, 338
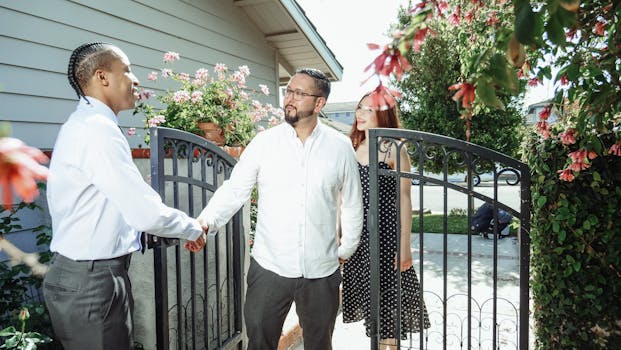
282, 120, 323, 140
77, 96, 119, 125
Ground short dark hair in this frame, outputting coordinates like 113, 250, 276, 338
296, 68, 330, 99
67, 42, 121, 100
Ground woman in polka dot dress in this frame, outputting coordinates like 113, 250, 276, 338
341, 91, 430, 349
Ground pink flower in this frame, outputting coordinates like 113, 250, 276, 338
486, 11, 499, 26
238, 65, 250, 77
558, 128, 576, 145
191, 91, 203, 104
161, 69, 172, 78
448, 6, 461, 25
195, 68, 209, 81
147, 71, 158, 81
464, 9, 474, 22
215, 63, 227, 74
127, 127, 136, 136
558, 168, 575, 182
528, 78, 541, 87
259, 84, 269, 95
231, 71, 246, 88
268, 116, 281, 126
163, 51, 180, 63
148, 115, 166, 127
536, 121, 551, 139
178, 72, 190, 81
608, 141, 621, 156
0, 137, 49, 209
172, 90, 190, 104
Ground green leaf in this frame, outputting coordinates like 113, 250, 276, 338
546, 13, 567, 46
552, 222, 560, 233
0, 326, 16, 337
475, 78, 504, 109
515, 3, 535, 44
537, 196, 547, 208
558, 230, 566, 242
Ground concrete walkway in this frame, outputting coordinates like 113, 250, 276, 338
283, 232, 526, 350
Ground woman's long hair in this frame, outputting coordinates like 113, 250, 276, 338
349, 91, 402, 150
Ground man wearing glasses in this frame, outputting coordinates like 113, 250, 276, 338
196, 68, 363, 350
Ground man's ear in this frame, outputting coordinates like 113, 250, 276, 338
94, 68, 109, 87
313, 96, 326, 114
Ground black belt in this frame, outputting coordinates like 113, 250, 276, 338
53, 253, 132, 271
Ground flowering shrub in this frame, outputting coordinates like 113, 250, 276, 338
134, 51, 283, 146
366, 0, 620, 182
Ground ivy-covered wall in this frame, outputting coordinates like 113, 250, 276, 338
525, 130, 621, 349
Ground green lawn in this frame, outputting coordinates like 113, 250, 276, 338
411, 214, 517, 235
411, 214, 469, 234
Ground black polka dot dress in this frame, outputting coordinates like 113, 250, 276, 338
342, 161, 430, 339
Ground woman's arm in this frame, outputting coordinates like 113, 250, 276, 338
397, 143, 413, 271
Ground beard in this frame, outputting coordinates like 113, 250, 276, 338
285, 106, 314, 126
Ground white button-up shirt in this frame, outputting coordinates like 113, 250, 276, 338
198, 122, 363, 278
47, 97, 203, 260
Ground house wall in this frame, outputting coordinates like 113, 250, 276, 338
0, 0, 279, 150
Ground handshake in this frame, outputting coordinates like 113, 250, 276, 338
184, 220, 209, 253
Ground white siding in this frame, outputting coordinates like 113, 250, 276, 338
0, 0, 279, 149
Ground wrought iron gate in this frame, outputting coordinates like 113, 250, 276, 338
367, 129, 530, 350
148, 127, 244, 350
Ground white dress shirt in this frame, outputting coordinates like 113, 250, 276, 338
198, 122, 363, 278
47, 97, 203, 260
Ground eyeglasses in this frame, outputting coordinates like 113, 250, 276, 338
284, 88, 322, 101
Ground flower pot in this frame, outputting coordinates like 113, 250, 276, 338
197, 122, 225, 146
222, 145, 245, 159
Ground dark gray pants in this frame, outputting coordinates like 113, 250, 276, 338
43, 253, 134, 350
244, 259, 341, 350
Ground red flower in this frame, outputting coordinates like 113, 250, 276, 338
0, 137, 49, 209
415, 27, 432, 51
594, 20, 606, 36
365, 44, 411, 80
608, 141, 621, 156
558, 168, 575, 182
448, 82, 476, 110
486, 11, 499, 26
448, 5, 461, 25
560, 75, 569, 86
558, 128, 577, 145
538, 105, 551, 121
528, 78, 541, 87
536, 121, 551, 139
464, 9, 474, 23
367, 83, 402, 111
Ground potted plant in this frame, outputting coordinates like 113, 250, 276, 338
134, 51, 283, 154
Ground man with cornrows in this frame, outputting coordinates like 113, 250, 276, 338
43, 42, 206, 350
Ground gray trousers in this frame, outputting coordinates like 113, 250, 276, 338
244, 258, 341, 350
43, 253, 134, 350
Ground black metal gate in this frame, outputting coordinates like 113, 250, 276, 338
148, 127, 244, 350
367, 129, 530, 350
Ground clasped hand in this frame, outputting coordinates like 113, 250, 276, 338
184, 226, 208, 252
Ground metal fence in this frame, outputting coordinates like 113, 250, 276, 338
367, 129, 530, 350
148, 127, 244, 350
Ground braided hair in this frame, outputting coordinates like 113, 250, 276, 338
67, 42, 119, 102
